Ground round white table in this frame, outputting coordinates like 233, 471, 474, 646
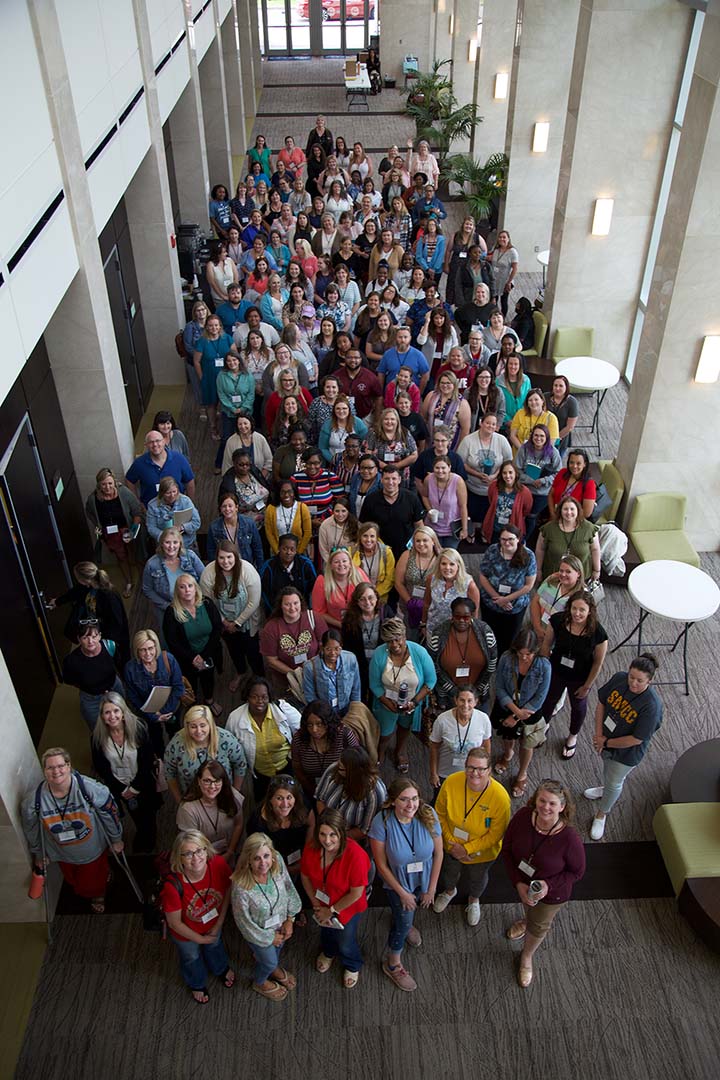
536, 249, 550, 288
612, 560, 720, 695
555, 356, 620, 456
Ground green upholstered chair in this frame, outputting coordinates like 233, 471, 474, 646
653, 803, 720, 895
627, 492, 700, 567
551, 326, 595, 365
521, 310, 548, 359
595, 459, 624, 524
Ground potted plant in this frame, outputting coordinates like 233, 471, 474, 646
441, 152, 509, 230
405, 60, 483, 171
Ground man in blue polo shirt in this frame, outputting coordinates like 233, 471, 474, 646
376, 327, 430, 393
215, 282, 251, 334
125, 431, 195, 506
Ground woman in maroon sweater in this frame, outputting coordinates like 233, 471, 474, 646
501, 780, 585, 988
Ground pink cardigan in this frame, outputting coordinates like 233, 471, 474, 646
482, 481, 533, 542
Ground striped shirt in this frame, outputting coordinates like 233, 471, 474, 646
315, 766, 387, 835
291, 469, 344, 521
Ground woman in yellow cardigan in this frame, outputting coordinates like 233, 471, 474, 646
432, 746, 511, 926
351, 521, 395, 604
264, 480, 312, 555
509, 388, 559, 455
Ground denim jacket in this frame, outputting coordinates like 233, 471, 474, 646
495, 653, 551, 713
302, 652, 361, 713
141, 550, 205, 611
146, 494, 200, 548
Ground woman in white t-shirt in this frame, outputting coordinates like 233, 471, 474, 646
429, 688, 492, 793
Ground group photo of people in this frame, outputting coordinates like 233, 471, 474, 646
24, 115, 666, 1007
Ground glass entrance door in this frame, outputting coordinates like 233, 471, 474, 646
259, 0, 378, 57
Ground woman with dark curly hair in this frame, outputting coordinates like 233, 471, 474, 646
290, 700, 360, 800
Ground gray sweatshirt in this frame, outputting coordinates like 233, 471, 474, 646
22, 774, 122, 865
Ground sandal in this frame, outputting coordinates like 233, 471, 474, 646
90, 897, 105, 914
343, 969, 359, 989
207, 701, 222, 718
396, 760, 410, 774
494, 755, 514, 776
315, 953, 335, 973
252, 980, 287, 1002
191, 988, 209, 1004
294, 911, 307, 928
561, 741, 577, 760
272, 967, 297, 989
511, 776, 528, 799
506, 920, 527, 941
222, 968, 236, 989
122, 582, 133, 599
518, 964, 533, 988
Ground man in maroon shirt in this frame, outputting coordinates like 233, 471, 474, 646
334, 349, 383, 423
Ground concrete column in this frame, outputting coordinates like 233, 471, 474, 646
449, 0, 481, 155
0, 651, 59, 922
616, 2, 720, 551
167, 80, 211, 228
502, 0, 579, 258
199, 31, 233, 189
474, 0, 518, 158
249, 0, 262, 101
544, 0, 690, 370
220, 2, 247, 164
27, 0, 134, 494
239, 0, 256, 132
376, 0, 434, 82
128, 0, 186, 386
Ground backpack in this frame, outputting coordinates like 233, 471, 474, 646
175, 331, 188, 360
142, 850, 183, 935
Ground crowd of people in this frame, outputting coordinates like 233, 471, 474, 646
23, 118, 665, 1005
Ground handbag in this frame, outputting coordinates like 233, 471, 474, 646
521, 718, 548, 749
161, 650, 195, 708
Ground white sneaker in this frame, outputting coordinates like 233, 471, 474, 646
433, 888, 457, 913
466, 900, 481, 927
590, 814, 607, 840
584, 786, 604, 800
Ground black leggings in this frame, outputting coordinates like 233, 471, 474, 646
223, 628, 263, 677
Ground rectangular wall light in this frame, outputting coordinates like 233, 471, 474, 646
468, 38, 478, 63
449, 14, 454, 35
494, 72, 509, 100
591, 198, 614, 236
532, 121, 550, 153
695, 336, 720, 383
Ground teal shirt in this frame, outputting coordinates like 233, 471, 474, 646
216, 370, 255, 417
184, 604, 212, 653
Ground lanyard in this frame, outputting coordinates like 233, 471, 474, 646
362, 550, 378, 581
185, 865, 214, 907
279, 504, 295, 534
463, 781, 488, 822
50, 784, 73, 822
528, 812, 562, 863
561, 524, 579, 553
254, 874, 279, 917
455, 715, 472, 754
223, 521, 238, 544
110, 738, 126, 763
395, 817, 418, 857
389, 651, 409, 686
451, 627, 471, 665
361, 616, 379, 650
200, 800, 220, 835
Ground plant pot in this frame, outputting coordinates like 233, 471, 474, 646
409, 92, 425, 106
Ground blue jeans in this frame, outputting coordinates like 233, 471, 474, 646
439, 535, 460, 550
248, 941, 283, 985
386, 886, 421, 954
319, 911, 364, 972
599, 755, 636, 815
79, 677, 124, 731
173, 934, 230, 990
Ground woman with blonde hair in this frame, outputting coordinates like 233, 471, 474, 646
142, 527, 204, 627
84, 467, 144, 596
231, 832, 302, 1001
160, 829, 235, 1004
420, 370, 471, 453
91, 692, 160, 852
421, 549, 480, 640
367, 407, 418, 486
146, 476, 201, 550
50, 558, 131, 663
310, 546, 369, 629
123, 628, 185, 754
162, 575, 223, 714
351, 522, 395, 604
394, 524, 442, 636
265, 364, 313, 431
164, 704, 247, 802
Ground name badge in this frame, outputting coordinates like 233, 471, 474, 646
156, 484, 160, 491
294, 653, 308, 665
331, 697, 338, 707
605, 717, 617, 732
406, 861, 423, 874
454, 828, 469, 841
57, 829, 76, 843
498, 584, 511, 595
365, 648, 374, 659
315, 889, 330, 904
434, 418, 445, 426
264, 913, 282, 929
255, 499, 265, 510
560, 656, 575, 669
436, 511, 445, 521
452, 754, 466, 769
412, 586, 426, 599
385, 688, 399, 703
287, 850, 301, 865
215, 358, 224, 367
518, 859, 535, 877
455, 666, 470, 679
310, 505, 319, 515
541, 610, 551, 625
106, 525, 119, 535
384, 452, 396, 462
347, 396, 355, 410
459, 251, 468, 259
200, 908, 218, 924
231, 395, 243, 404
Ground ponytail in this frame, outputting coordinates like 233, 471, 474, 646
629, 653, 658, 679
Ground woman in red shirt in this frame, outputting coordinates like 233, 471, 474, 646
300, 808, 370, 988
547, 449, 597, 520
161, 830, 234, 1004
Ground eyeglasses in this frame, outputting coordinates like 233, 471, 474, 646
200, 778, 222, 787
181, 849, 207, 861
465, 765, 491, 775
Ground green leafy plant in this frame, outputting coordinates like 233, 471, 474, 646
441, 152, 510, 221
405, 60, 483, 167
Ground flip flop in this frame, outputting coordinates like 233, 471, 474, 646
191, 988, 209, 1004
494, 755, 514, 776
222, 968, 236, 989
561, 742, 577, 760
343, 970, 359, 989
511, 776, 528, 799
506, 920, 527, 941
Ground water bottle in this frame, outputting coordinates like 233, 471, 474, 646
528, 880, 543, 906
28, 864, 46, 900
397, 681, 409, 710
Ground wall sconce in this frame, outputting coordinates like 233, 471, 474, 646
449, 14, 454, 35
532, 122, 550, 153
695, 336, 720, 383
494, 73, 509, 100
591, 198, 614, 236
468, 38, 478, 63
